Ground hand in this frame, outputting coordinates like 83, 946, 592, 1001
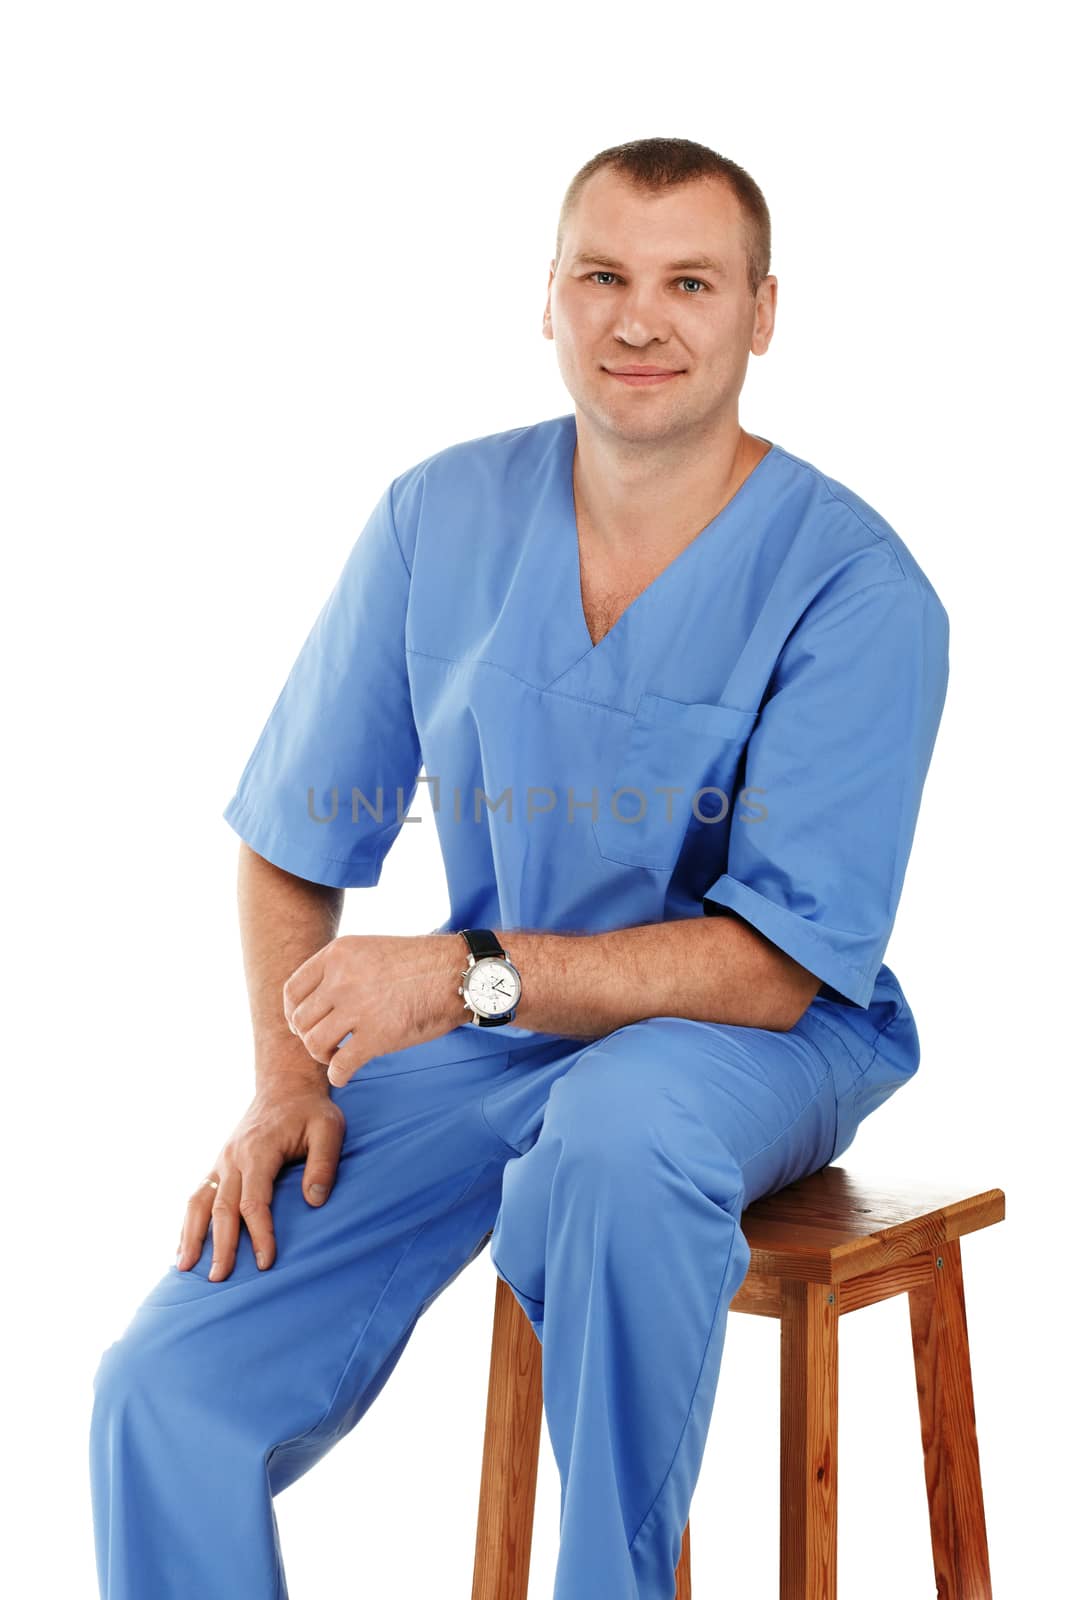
283, 932, 466, 1088
176, 1081, 346, 1281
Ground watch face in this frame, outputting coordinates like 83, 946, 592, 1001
466, 957, 520, 1017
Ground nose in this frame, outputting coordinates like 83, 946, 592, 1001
611, 311, 673, 351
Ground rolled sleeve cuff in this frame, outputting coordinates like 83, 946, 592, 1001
701, 873, 878, 1009
222, 792, 388, 890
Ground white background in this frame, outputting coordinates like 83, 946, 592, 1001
4, 3, 1061, 1595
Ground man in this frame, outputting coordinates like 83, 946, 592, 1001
90, 137, 950, 1599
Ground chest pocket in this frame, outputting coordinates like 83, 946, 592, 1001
592, 692, 759, 871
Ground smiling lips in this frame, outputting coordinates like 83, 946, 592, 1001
604, 365, 683, 386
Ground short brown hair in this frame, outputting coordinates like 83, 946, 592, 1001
555, 137, 771, 297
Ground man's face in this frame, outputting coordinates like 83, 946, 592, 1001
544, 168, 776, 444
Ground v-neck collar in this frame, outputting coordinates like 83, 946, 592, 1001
557, 411, 782, 660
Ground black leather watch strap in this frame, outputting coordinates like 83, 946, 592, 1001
459, 928, 505, 961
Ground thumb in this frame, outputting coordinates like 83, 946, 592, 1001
303, 1123, 344, 1206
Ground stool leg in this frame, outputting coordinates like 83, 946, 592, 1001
471, 1275, 543, 1600
908, 1238, 994, 1599
779, 1278, 839, 1600
674, 1517, 692, 1599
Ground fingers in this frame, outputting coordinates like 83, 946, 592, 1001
288, 989, 334, 1042
238, 1166, 278, 1272
175, 1167, 277, 1281
326, 1035, 370, 1087
298, 1008, 348, 1066
176, 1099, 346, 1284
303, 1110, 345, 1206
326, 1053, 352, 1089
282, 951, 326, 1028
176, 1177, 218, 1272
207, 1170, 243, 1280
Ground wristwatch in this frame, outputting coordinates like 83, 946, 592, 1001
457, 928, 523, 1027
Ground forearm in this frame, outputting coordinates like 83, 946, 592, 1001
488, 915, 820, 1039
235, 842, 344, 1090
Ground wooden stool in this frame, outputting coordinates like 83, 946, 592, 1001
471, 1165, 1004, 1599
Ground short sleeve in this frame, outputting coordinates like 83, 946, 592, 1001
701, 576, 950, 1008
221, 479, 422, 888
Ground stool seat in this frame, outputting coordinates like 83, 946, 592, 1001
471, 1164, 1005, 1600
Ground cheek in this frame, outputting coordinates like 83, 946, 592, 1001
693, 326, 749, 379
555, 293, 605, 341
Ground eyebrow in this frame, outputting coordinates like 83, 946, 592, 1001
571, 250, 728, 277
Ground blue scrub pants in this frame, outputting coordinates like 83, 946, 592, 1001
89, 1011, 913, 1599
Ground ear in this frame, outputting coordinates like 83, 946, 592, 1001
543, 260, 555, 336
751, 275, 777, 356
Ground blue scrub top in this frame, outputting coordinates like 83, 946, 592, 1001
222, 411, 950, 1084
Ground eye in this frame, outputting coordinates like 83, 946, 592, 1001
584, 272, 711, 294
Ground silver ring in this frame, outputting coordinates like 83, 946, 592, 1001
203, 1178, 219, 1190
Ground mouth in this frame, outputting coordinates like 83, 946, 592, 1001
603, 365, 684, 386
